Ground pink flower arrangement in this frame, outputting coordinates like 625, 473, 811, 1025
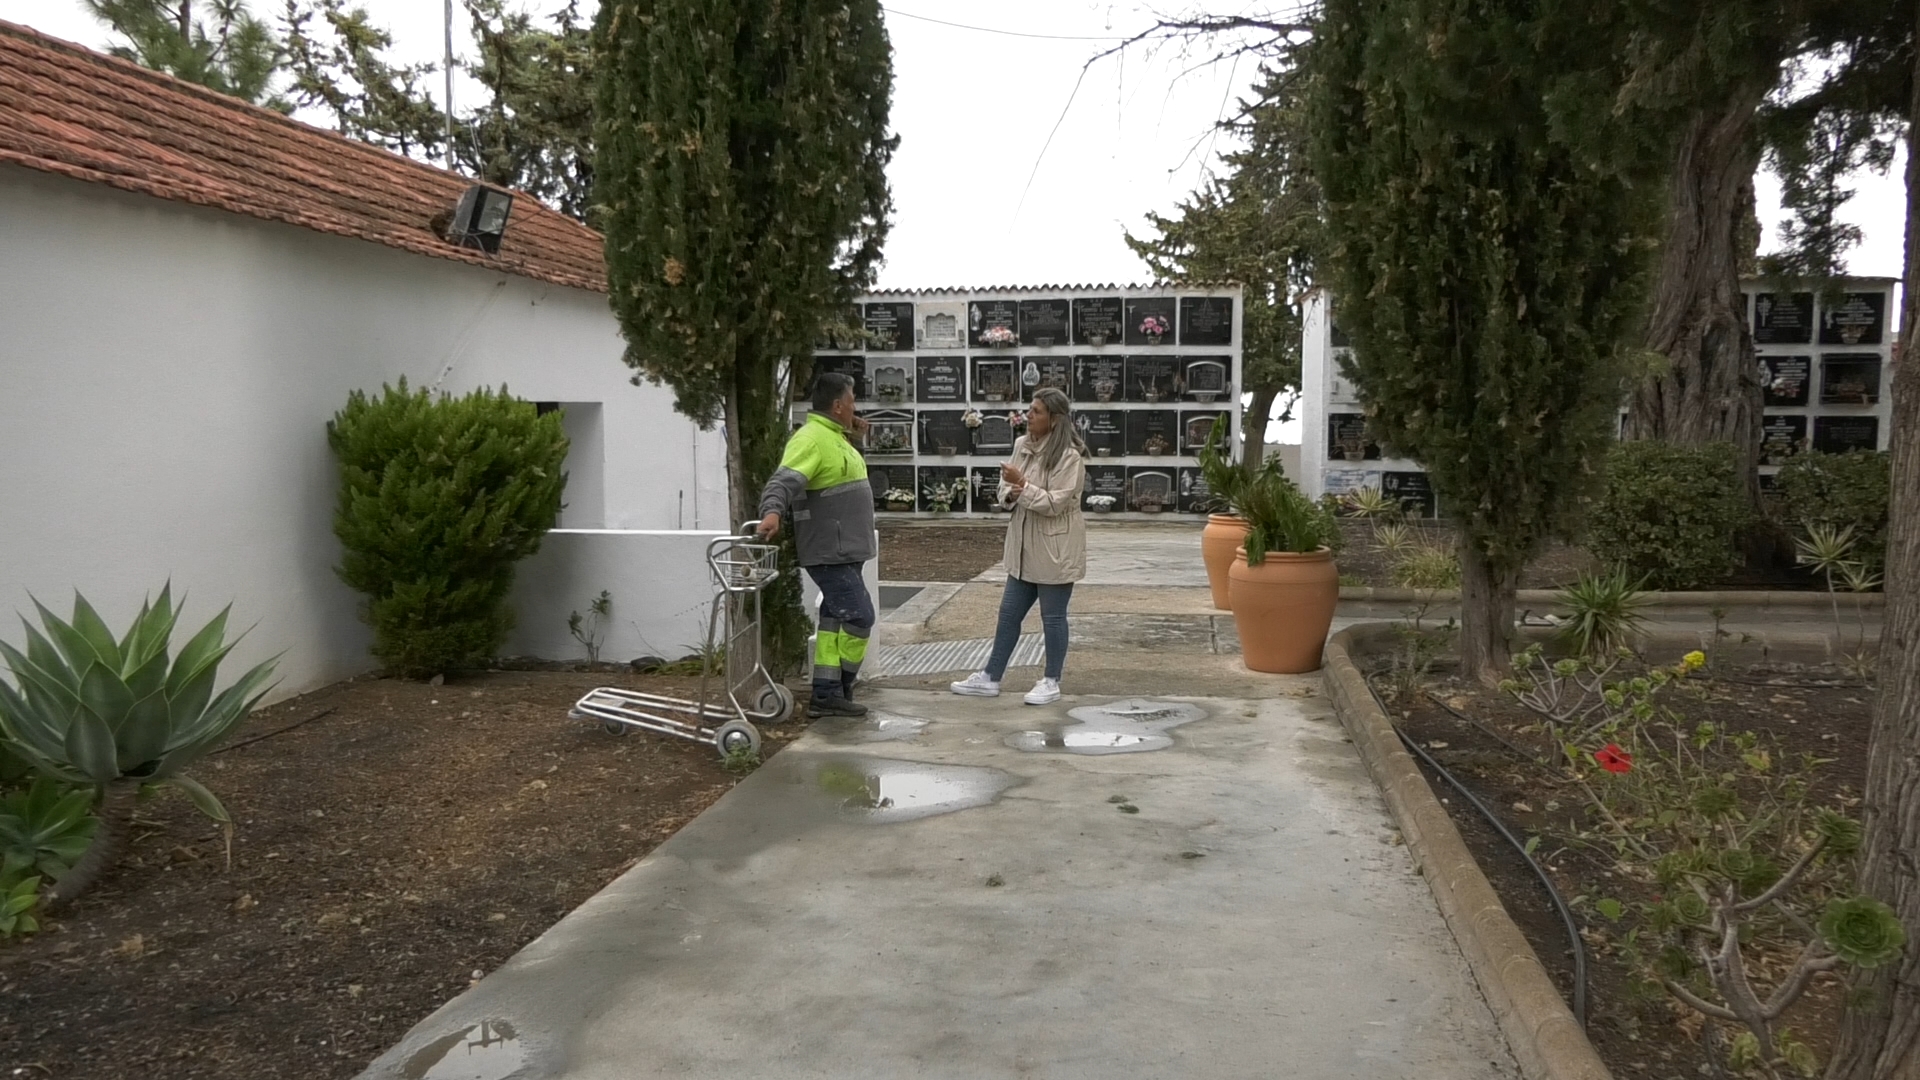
1138, 314, 1170, 337
980, 325, 1018, 346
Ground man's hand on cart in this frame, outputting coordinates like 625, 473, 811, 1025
755, 511, 782, 540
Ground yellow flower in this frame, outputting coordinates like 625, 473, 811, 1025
1682, 650, 1707, 670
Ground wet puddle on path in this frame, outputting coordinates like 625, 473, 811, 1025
811, 710, 930, 744
403, 1020, 526, 1079
1005, 699, 1206, 756
791, 757, 1018, 823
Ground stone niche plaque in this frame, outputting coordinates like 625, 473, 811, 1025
1323, 470, 1385, 501
1181, 410, 1230, 453
1382, 471, 1436, 519
1813, 415, 1880, 455
1754, 292, 1814, 344
915, 302, 967, 350
1821, 355, 1882, 405
1178, 467, 1220, 514
1125, 356, 1180, 403
1183, 356, 1232, 402
1327, 412, 1381, 462
971, 466, 1011, 512
870, 361, 913, 404
1073, 356, 1126, 403
1125, 297, 1177, 346
971, 357, 1018, 402
969, 300, 1019, 347
1763, 355, 1811, 407
917, 465, 970, 513
1073, 297, 1124, 347
870, 463, 918, 510
1126, 410, 1180, 457
808, 354, 868, 400
1179, 296, 1234, 346
1820, 292, 1887, 346
863, 302, 912, 351
1075, 409, 1125, 459
1083, 465, 1127, 512
1018, 299, 1071, 348
918, 410, 972, 457
1019, 355, 1072, 396
1759, 414, 1806, 466
1126, 467, 1177, 512
916, 356, 966, 403
861, 408, 915, 458
972, 411, 1016, 456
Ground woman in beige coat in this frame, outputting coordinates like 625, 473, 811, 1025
951, 386, 1087, 704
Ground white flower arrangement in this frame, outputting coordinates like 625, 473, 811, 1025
881, 487, 916, 504
961, 408, 984, 429
1087, 495, 1117, 509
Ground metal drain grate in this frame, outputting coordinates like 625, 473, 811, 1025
864, 634, 1044, 678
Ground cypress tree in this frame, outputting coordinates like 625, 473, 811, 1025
593, 0, 895, 672
1308, 0, 1663, 681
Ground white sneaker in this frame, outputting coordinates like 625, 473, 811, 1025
950, 671, 1001, 697
1024, 678, 1061, 705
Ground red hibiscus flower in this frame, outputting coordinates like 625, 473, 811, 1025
1594, 744, 1633, 774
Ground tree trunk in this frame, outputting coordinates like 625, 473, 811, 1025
722, 383, 750, 532
42, 781, 139, 911
1243, 385, 1279, 472
1826, 18, 1920, 1077
1457, 535, 1520, 686
1626, 89, 1771, 517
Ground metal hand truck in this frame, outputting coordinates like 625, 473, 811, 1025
569, 525, 796, 758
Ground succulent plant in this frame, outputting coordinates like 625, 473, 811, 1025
1819, 896, 1907, 969
0, 778, 96, 883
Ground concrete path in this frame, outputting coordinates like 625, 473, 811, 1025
356, 687, 1519, 1080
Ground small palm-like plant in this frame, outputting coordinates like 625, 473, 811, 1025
0, 586, 277, 907
1555, 569, 1650, 657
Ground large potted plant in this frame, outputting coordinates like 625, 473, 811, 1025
1229, 463, 1340, 673
1197, 420, 1250, 611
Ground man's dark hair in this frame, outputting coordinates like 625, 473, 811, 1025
811, 372, 856, 412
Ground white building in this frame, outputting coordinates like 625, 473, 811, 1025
0, 21, 729, 696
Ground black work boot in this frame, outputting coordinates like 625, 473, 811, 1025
841, 676, 858, 703
809, 694, 868, 718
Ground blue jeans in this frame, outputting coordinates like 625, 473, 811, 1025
985, 576, 1074, 682
804, 563, 873, 700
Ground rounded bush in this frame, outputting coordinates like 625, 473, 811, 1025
1772, 450, 1891, 569
1583, 442, 1751, 590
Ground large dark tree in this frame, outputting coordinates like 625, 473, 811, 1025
86, 0, 289, 107
1309, 0, 1663, 682
594, 0, 895, 671
1127, 65, 1320, 472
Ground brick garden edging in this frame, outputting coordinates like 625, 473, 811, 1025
1323, 624, 1613, 1080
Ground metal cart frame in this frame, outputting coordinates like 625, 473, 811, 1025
568, 528, 796, 757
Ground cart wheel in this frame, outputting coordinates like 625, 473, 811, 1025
601, 720, 631, 737
714, 720, 761, 759
754, 685, 795, 724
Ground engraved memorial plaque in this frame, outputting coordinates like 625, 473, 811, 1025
1126, 468, 1176, 512
1323, 470, 1385, 501
863, 302, 912, 351
916, 356, 965, 403
1126, 410, 1180, 457
1181, 410, 1230, 453
1083, 465, 1127, 512
1759, 415, 1806, 466
1763, 355, 1810, 407
871, 463, 919, 510
1125, 355, 1179, 402
918, 410, 971, 456
973, 412, 1016, 456
1125, 297, 1177, 346
1076, 409, 1125, 459
1018, 355, 1072, 395
1813, 416, 1880, 455
1179, 296, 1234, 346
1182, 356, 1231, 401
1819, 292, 1887, 345
1178, 467, 1218, 514
971, 466, 1011, 512
1326, 412, 1381, 461
917, 465, 970, 513
1018, 299, 1071, 347
1753, 292, 1814, 344
809, 354, 868, 400
861, 408, 915, 458
915, 302, 967, 350
969, 300, 1019, 347
1821, 355, 1882, 405
1073, 297, 1124, 346
1382, 471, 1436, 519
971, 357, 1018, 402
1073, 355, 1126, 403
870, 362, 913, 404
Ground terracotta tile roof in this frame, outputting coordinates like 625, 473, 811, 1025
0, 20, 606, 293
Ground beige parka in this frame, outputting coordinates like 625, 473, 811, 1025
996, 435, 1087, 584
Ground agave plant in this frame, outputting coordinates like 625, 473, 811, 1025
1555, 569, 1650, 657
0, 777, 97, 883
0, 586, 277, 907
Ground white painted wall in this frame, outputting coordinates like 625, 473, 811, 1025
507, 530, 729, 663
0, 165, 728, 699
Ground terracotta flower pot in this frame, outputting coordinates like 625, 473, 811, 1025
1228, 545, 1338, 673
1201, 514, 1250, 610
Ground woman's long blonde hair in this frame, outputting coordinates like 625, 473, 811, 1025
1029, 386, 1087, 472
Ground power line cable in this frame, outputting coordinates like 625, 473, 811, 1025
881, 5, 1131, 41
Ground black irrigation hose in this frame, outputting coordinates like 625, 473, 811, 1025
1424, 690, 1548, 767
1365, 675, 1588, 1030
213, 706, 338, 755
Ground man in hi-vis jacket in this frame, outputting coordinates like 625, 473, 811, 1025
755, 372, 874, 718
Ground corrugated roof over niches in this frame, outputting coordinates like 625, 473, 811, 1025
0, 19, 607, 293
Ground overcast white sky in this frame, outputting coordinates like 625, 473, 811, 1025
3, 0, 1906, 288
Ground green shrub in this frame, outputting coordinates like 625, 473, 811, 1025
1773, 450, 1891, 569
329, 381, 568, 678
1584, 441, 1750, 590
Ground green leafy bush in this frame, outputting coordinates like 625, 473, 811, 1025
1773, 450, 1891, 570
1239, 462, 1339, 565
329, 381, 569, 678
1584, 441, 1750, 590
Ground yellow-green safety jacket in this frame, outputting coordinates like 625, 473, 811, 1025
758, 412, 875, 566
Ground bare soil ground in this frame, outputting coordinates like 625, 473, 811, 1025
0, 669, 806, 1080
878, 523, 1006, 581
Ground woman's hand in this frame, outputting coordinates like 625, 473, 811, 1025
1000, 462, 1025, 486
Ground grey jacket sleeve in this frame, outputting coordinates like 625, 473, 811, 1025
759, 466, 809, 518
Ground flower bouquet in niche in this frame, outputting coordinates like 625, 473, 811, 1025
980, 325, 1017, 348
1144, 434, 1171, 457
881, 487, 916, 511
1087, 494, 1117, 514
1139, 313, 1170, 345
1009, 411, 1028, 435
922, 477, 967, 513
962, 408, 984, 429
